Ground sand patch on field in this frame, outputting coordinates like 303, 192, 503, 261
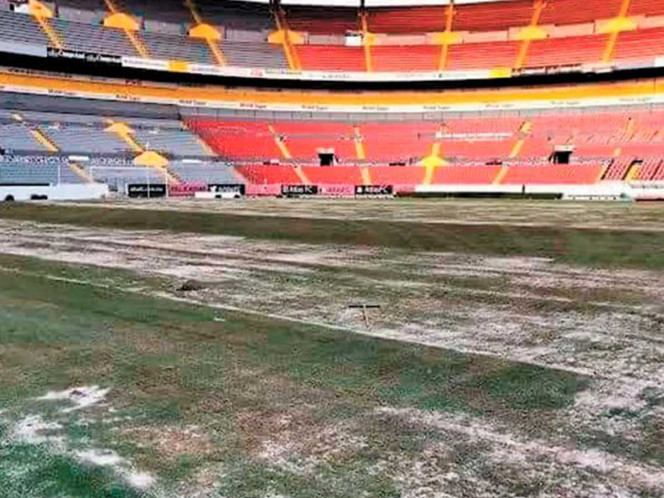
2, 386, 157, 493
36, 385, 111, 413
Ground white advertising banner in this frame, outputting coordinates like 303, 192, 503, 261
3, 82, 664, 114
121, 56, 494, 82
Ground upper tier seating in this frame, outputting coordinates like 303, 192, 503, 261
0, 0, 663, 76
615, 28, 664, 62
367, 6, 447, 34
195, 0, 273, 31
285, 6, 360, 35
0, 10, 48, 45
526, 34, 609, 67
539, 0, 621, 26
367, 0, 622, 35
630, 0, 664, 16
297, 45, 365, 72
57, 0, 274, 31
372, 46, 439, 72
51, 15, 136, 56
447, 40, 519, 70
453, 0, 535, 32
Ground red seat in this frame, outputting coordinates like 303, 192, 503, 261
432, 165, 502, 184
501, 165, 604, 184
235, 165, 302, 184
297, 45, 365, 71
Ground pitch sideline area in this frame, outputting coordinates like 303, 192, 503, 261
0, 199, 662, 497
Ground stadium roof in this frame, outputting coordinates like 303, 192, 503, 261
242, 0, 510, 7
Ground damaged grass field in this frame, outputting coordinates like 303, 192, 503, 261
0, 256, 590, 497
0, 199, 663, 497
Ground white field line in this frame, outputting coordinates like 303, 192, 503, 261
0, 265, 599, 378
0, 233, 652, 316
379, 407, 664, 489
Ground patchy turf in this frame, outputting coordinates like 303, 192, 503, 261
0, 255, 617, 497
1, 198, 663, 497
1, 201, 664, 268
0, 252, 662, 497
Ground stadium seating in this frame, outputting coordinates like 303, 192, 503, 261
447, 40, 519, 70
368, 166, 426, 185
285, 6, 360, 34
235, 164, 302, 185
539, 0, 621, 26
88, 165, 165, 189
168, 162, 243, 183
300, 166, 363, 185
185, 109, 664, 169
0, 157, 83, 184
0, 110, 211, 158
526, 35, 609, 67
187, 121, 281, 161
372, 46, 439, 72
603, 157, 633, 181
501, 164, 604, 184
274, 122, 357, 162
0, 91, 662, 191
615, 28, 664, 62
431, 165, 503, 184
630, 0, 664, 16
226, 163, 607, 188
297, 45, 365, 72
0, 0, 664, 77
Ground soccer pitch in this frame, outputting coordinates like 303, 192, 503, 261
0, 199, 662, 497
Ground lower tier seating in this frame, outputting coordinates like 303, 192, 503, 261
501, 165, 604, 184
230, 164, 604, 188
186, 108, 664, 170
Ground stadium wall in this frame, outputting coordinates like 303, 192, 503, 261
415, 182, 664, 200
0, 183, 109, 202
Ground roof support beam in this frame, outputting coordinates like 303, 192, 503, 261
186, 0, 226, 66
272, 8, 301, 71
360, 11, 373, 72
514, 0, 545, 70
601, 0, 634, 64
438, 0, 455, 71
103, 0, 149, 58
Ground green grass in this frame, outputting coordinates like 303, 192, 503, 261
0, 255, 591, 496
2, 203, 664, 268
0, 446, 142, 498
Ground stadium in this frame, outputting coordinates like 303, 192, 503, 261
0, 0, 663, 496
